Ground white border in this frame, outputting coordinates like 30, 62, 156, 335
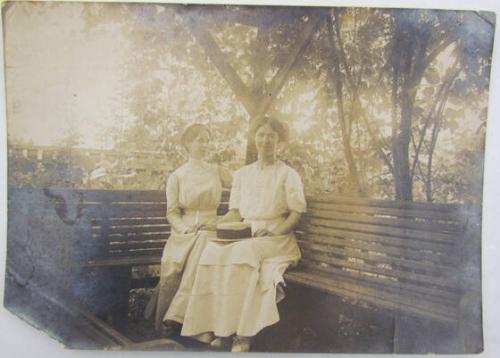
1, 1, 499, 357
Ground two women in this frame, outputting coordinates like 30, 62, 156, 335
151, 117, 306, 352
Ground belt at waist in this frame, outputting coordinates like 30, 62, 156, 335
243, 215, 287, 224
244, 216, 286, 233
183, 209, 218, 216
182, 209, 218, 225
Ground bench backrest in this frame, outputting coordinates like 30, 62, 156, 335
49, 189, 229, 266
48, 188, 480, 323
292, 196, 479, 322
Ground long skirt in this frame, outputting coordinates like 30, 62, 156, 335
179, 233, 301, 338
164, 230, 216, 323
144, 229, 215, 330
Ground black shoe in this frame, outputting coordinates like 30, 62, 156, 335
162, 320, 182, 337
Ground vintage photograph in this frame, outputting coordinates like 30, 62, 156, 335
2, 1, 495, 354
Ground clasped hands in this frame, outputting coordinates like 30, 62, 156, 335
252, 228, 276, 237
182, 223, 216, 234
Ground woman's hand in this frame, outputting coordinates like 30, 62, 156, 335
217, 209, 243, 224
253, 228, 275, 237
271, 211, 302, 236
199, 223, 217, 231
183, 223, 203, 234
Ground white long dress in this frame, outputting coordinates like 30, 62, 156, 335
179, 160, 307, 338
145, 159, 222, 330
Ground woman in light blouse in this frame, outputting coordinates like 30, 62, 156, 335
145, 123, 231, 335
179, 117, 306, 352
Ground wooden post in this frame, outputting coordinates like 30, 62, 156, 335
245, 12, 325, 164
101, 199, 131, 325
183, 9, 325, 165
184, 14, 258, 116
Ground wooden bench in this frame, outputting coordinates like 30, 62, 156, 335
48, 189, 229, 267
46, 188, 482, 352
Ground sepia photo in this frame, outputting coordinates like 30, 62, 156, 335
2, 0, 496, 354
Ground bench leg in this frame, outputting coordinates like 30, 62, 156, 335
457, 293, 483, 354
106, 266, 132, 327
73, 266, 132, 328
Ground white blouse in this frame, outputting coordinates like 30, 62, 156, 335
229, 161, 307, 221
166, 159, 222, 218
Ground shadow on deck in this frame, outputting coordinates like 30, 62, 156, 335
118, 283, 396, 353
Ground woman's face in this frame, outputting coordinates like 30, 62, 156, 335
255, 124, 279, 159
186, 130, 210, 160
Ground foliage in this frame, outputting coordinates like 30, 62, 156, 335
8, 136, 86, 189
9, 4, 494, 204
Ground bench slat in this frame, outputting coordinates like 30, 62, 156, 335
108, 240, 167, 250
50, 189, 165, 203
302, 217, 457, 244
296, 232, 457, 266
104, 224, 170, 235
299, 262, 460, 310
297, 239, 454, 274
306, 209, 461, 233
77, 189, 229, 203
307, 196, 461, 213
107, 232, 170, 242
296, 260, 459, 302
285, 271, 459, 323
81, 202, 166, 213
299, 225, 455, 253
76, 255, 162, 267
101, 218, 168, 226
299, 249, 458, 289
107, 247, 163, 258
307, 201, 461, 222
79, 206, 166, 219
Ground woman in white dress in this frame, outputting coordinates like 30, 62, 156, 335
145, 123, 231, 334
179, 117, 307, 352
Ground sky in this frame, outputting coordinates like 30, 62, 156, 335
4, 2, 131, 149
3, 2, 323, 150
2, 1, 490, 152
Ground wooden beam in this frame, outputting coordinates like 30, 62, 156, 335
245, 11, 326, 163
256, 11, 325, 118
183, 9, 325, 163
184, 13, 260, 116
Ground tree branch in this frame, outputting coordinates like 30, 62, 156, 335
256, 11, 325, 118
184, 14, 259, 116
333, 9, 356, 92
409, 31, 459, 90
410, 60, 461, 181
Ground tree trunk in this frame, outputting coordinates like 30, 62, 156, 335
390, 42, 410, 201
327, 15, 363, 195
390, 17, 415, 202
394, 89, 414, 201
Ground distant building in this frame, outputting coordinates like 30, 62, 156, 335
8, 144, 175, 190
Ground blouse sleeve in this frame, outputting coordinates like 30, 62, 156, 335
285, 168, 307, 213
165, 172, 179, 216
165, 172, 189, 233
217, 165, 233, 189
228, 168, 241, 210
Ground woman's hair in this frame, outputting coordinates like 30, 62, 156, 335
180, 123, 211, 149
251, 116, 289, 142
